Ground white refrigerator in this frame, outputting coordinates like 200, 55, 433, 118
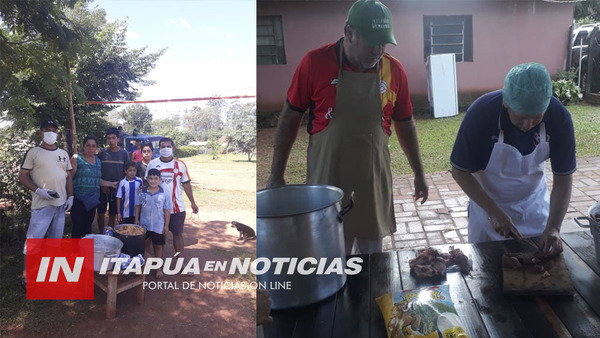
426, 53, 458, 118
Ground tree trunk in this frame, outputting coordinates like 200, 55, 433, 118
66, 58, 77, 154
63, 129, 73, 158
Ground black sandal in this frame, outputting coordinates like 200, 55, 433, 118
20, 276, 27, 291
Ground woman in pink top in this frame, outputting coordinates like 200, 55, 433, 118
131, 140, 143, 162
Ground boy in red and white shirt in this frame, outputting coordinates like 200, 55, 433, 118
145, 138, 198, 257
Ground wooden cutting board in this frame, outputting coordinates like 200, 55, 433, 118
502, 253, 574, 296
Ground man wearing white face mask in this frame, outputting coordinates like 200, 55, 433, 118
145, 137, 198, 259
18, 119, 74, 287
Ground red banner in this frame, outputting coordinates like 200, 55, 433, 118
86, 95, 255, 105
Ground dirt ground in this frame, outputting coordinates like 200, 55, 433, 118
5, 215, 257, 337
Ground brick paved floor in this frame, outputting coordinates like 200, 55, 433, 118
383, 156, 600, 252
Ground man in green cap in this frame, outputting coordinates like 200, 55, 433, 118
450, 62, 576, 257
266, 0, 428, 254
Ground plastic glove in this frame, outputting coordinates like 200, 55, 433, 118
65, 196, 74, 212
35, 188, 56, 200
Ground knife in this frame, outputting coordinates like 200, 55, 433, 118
509, 232, 539, 250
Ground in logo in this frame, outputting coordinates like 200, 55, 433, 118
26, 239, 94, 300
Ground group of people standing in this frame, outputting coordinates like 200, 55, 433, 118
19, 123, 198, 284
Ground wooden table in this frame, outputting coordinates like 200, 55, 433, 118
262, 231, 600, 337
94, 269, 146, 319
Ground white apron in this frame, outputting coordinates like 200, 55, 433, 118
468, 121, 550, 243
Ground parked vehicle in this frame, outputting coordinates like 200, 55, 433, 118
570, 23, 600, 92
120, 133, 163, 159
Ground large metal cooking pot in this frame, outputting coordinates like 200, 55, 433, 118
257, 184, 354, 309
574, 201, 600, 264
83, 234, 123, 271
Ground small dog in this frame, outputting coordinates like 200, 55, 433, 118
231, 221, 256, 243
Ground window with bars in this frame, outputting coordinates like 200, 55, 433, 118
257, 16, 286, 65
423, 15, 473, 62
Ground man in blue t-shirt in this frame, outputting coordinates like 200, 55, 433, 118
450, 63, 576, 258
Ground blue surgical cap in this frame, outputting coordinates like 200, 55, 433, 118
502, 62, 552, 116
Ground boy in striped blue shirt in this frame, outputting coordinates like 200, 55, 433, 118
116, 161, 143, 224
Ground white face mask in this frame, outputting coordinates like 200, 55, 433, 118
160, 147, 172, 158
43, 131, 58, 145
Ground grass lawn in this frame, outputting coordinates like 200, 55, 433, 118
257, 102, 600, 188
181, 153, 256, 215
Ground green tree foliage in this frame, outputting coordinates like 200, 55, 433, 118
205, 131, 222, 160
119, 104, 153, 134
205, 97, 228, 119
0, 132, 36, 216
575, 0, 600, 24
1, 0, 89, 130
174, 100, 256, 159
0, 1, 164, 139
153, 115, 197, 146
163, 129, 197, 147
187, 105, 224, 141
0, 1, 164, 219
174, 145, 199, 158
225, 103, 256, 161
0, 24, 78, 131
0, 0, 84, 49
76, 16, 165, 102
153, 115, 181, 131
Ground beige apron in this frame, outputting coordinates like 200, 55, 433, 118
306, 44, 395, 240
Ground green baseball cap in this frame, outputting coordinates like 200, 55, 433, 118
347, 0, 397, 46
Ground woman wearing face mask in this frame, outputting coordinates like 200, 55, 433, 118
136, 142, 154, 184
69, 135, 103, 238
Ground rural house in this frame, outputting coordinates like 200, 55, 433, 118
257, 0, 578, 113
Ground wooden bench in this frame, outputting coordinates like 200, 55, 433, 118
94, 269, 145, 319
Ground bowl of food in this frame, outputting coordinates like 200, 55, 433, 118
113, 224, 146, 257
